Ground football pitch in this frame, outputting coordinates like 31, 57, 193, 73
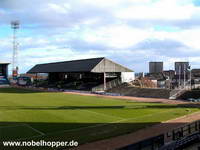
0, 88, 199, 146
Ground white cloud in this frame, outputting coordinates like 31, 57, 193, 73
149, 27, 200, 50
82, 25, 151, 49
1, 0, 200, 73
45, 3, 71, 14
116, 0, 197, 20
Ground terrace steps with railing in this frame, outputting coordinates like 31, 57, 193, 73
169, 80, 192, 100
107, 84, 172, 99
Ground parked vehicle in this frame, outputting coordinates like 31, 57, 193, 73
17, 77, 32, 86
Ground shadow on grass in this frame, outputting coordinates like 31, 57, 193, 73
0, 121, 188, 149
0, 122, 160, 144
0, 88, 44, 94
0, 105, 125, 110
0, 121, 184, 142
144, 104, 200, 109
0, 103, 199, 110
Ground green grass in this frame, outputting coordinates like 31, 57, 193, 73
0, 88, 199, 146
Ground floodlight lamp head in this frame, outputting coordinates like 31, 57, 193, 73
11, 20, 20, 29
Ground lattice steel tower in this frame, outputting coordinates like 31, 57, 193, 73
11, 20, 20, 77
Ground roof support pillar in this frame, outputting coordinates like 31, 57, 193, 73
36, 73, 38, 87
104, 72, 106, 91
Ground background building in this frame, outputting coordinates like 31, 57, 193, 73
0, 63, 10, 86
191, 69, 200, 88
175, 62, 189, 75
163, 70, 175, 80
149, 62, 163, 73
0, 63, 9, 77
145, 72, 166, 88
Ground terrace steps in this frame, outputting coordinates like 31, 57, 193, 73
107, 85, 171, 99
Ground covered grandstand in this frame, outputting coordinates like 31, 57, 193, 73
27, 57, 134, 91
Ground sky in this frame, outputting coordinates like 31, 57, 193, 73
1, 0, 200, 73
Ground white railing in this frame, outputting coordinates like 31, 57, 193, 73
169, 80, 192, 99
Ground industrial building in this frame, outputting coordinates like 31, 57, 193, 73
149, 62, 163, 73
27, 57, 134, 91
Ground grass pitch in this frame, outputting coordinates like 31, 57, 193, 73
0, 88, 199, 145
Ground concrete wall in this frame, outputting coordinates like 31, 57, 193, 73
121, 72, 135, 83
178, 90, 200, 100
92, 58, 133, 73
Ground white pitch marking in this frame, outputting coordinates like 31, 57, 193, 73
16, 134, 44, 141
82, 109, 123, 120
47, 109, 175, 135
112, 109, 175, 123
9, 109, 177, 141
23, 124, 45, 135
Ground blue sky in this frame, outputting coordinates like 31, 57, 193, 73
193, 0, 200, 6
1, 0, 200, 73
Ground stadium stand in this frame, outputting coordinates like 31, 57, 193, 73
27, 57, 134, 91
